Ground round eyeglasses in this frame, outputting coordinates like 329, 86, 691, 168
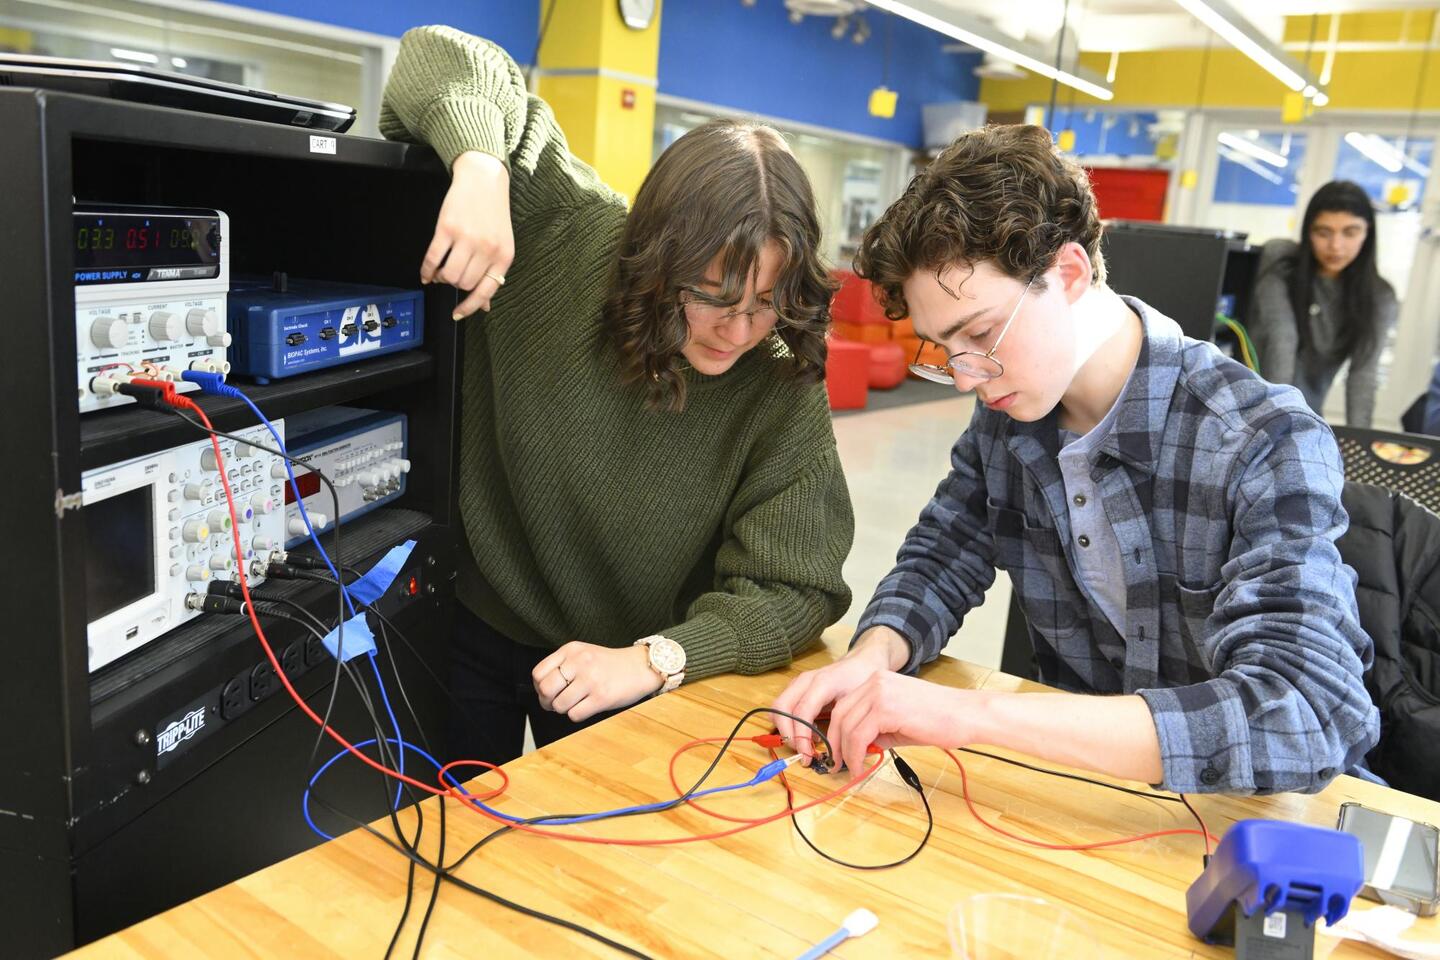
909, 279, 1033, 386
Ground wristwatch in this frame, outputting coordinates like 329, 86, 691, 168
634, 635, 686, 693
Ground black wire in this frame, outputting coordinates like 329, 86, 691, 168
960, 747, 1211, 857
157, 405, 353, 782
1045, 0, 1071, 131
528, 0, 560, 86
259, 608, 435, 958
439, 707, 836, 878
778, 749, 933, 870
159, 406, 444, 952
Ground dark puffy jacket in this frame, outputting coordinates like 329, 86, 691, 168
1339, 481, 1440, 800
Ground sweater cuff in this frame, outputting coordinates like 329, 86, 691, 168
659, 613, 739, 684
417, 97, 511, 174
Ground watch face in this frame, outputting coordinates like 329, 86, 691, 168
648, 638, 685, 675
619, 0, 655, 29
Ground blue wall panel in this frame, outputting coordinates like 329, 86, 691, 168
657, 0, 980, 146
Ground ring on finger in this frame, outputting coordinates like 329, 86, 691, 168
485, 271, 506, 286
558, 664, 573, 685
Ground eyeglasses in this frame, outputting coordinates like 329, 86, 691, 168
910, 278, 1033, 386
681, 292, 782, 328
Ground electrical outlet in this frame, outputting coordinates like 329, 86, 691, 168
220, 677, 248, 720
281, 641, 304, 678
304, 632, 328, 667
248, 661, 278, 701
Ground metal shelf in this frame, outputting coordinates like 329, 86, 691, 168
78, 351, 435, 470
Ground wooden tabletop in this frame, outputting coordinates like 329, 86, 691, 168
71, 626, 1440, 959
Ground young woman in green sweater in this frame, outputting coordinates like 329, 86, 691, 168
379, 26, 854, 764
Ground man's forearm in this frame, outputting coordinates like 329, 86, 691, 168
967, 691, 1165, 785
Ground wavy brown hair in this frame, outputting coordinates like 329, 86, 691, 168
604, 118, 835, 411
856, 124, 1105, 318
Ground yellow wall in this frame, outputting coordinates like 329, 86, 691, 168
980, 11, 1440, 114
535, 0, 662, 203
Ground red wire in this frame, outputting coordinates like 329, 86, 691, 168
153, 385, 1214, 857
154, 384, 882, 848
944, 749, 1220, 851
155, 388, 509, 804
442, 749, 884, 846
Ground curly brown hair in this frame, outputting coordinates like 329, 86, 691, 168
856, 124, 1105, 319
604, 119, 835, 411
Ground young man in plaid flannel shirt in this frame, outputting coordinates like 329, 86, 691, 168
774, 125, 1379, 795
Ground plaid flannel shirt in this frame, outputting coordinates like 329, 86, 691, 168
856, 297, 1379, 795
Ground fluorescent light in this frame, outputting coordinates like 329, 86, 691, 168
865, 0, 1114, 101
1356, 134, 1430, 178
1218, 131, 1287, 168
1313, 92, 1330, 107
170, 57, 188, 68
1345, 131, 1402, 173
1219, 145, 1285, 186
1106, 50, 1119, 84
1172, 0, 1314, 93
110, 47, 159, 65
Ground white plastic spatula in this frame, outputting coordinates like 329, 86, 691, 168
795, 908, 880, 960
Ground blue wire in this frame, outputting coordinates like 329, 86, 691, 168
302, 738, 784, 841
182, 372, 407, 807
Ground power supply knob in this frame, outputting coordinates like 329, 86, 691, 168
207, 332, 233, 348
181, 519, 210, 543
252, 536, 274, 551
235, 442, 257, 458
148, 310, 184, 342
357, 470, 380, 487
89, 315, 129, 350
186, 307, 221, 338
206, 509, 232, 532
250, 494, 275, 515
183, 482, 209, 500
185, 564, 212, 582
208, 554, 233, 573
271, 463, 289, 480
200, 449, 224, 472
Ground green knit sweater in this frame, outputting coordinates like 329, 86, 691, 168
379, 26, 853, 681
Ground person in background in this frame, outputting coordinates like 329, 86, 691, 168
1251, 180, 1397, 427
380, 26, 853, 765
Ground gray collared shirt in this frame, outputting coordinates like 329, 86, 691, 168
1057, 360, 1135, 638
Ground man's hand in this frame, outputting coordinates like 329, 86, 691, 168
771, 626, 910, 763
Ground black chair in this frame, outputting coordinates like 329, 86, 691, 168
1331, 425, 1440, 517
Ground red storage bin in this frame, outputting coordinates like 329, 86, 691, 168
825, 338, 869, 410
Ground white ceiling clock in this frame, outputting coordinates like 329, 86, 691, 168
619, 0, 656, 30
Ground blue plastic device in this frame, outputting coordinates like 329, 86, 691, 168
227, 276, 423, 382
1187, 819, 1364, 946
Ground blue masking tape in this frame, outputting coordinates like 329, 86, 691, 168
321, 611, 377, 662
346, 539, 417, 607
